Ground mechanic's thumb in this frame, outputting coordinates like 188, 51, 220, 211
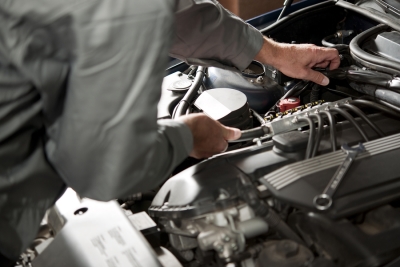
306, 69, 330, 86
223, 126, 242, 141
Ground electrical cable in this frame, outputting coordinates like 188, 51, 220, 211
340, 103, 385, 137
375, 99, 400, 113
319, 110, 337, 152
265, 80, 305, 117
329, 107, 370, 142
277, 0, 294, 21
252, 109, 266, 125
309, 114, 323, 157
350, 99, 400, 118
297, 117, 316, 159
325, 87, 362, 99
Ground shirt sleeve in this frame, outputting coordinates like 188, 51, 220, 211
43, 0, 195, 201
170, 0, 264, 71
0, 0, 193, 201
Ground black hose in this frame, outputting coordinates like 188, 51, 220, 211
173, 66, 206, 118
349, 24, 400, 75
336, 1, 400, 33
340, 103, 385, 137
322, 34, 336, 47
319, 110, 337, 152
309, 114, 323, 157
252, 109, 265, 125
321, 30, 354, 47
329, 107, 370, 142
349, 82, 400, 108
310, 83, 320, 103
350, 99, 400, 117
292, 81, 312, 97
297, 117, 316, 159
229, 126, 270, 143
323, 67, 400, 91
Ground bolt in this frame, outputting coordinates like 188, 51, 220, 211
256, 76, 264, 83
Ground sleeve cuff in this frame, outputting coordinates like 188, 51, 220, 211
230, 24, 264, 71
158, 119, 193, 157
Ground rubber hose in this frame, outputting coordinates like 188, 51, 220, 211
336, 1, 400, 33
173, 66, 205, 118
349, 24, 400, 74
297, 117, 316, 159
310, 83, 320, 103
309, 114, 323, 157
321, 34, 336, 47
319, 110, 337, 152
340, 103, 385, 137
229, 126, 270, 143
329, 107, 370, 142
349, 83, 400, 108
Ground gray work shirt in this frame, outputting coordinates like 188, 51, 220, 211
0, 0, 263, 259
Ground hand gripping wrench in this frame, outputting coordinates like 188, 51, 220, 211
313, 143, 365, 211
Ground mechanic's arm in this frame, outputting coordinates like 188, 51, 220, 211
41, 0, 236, 201
171, 0, 340, 85
254, 37, 340, 86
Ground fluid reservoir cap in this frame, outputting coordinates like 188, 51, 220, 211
194, 88, 248, 121
169, 79, 192, 92
279, 97, 300, 112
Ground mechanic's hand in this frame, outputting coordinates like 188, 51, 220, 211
178, 113, 241, 159
255, 37, 340, 86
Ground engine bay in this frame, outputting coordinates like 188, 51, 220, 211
28, 0, 400, 267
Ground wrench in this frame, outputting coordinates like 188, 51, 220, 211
313, 143, 365, 211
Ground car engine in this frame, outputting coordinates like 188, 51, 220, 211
29, 0, 400, 267
150, 1, 400, 266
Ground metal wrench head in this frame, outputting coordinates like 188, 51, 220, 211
341, 143, 366, 155
313, 143, 366, 211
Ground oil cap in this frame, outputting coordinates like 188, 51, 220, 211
279, 97, 300, 112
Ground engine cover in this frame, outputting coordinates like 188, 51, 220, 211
150, 114, 400, 220
260, 133, 400, 219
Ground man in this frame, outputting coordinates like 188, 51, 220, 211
0, 0, 339, 264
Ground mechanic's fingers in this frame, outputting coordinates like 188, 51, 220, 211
222, 126, 242, 141
314, 60, 330, 68
305, 69, 330, 86
326, 49, 341, 70
221, 141, 229, 153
